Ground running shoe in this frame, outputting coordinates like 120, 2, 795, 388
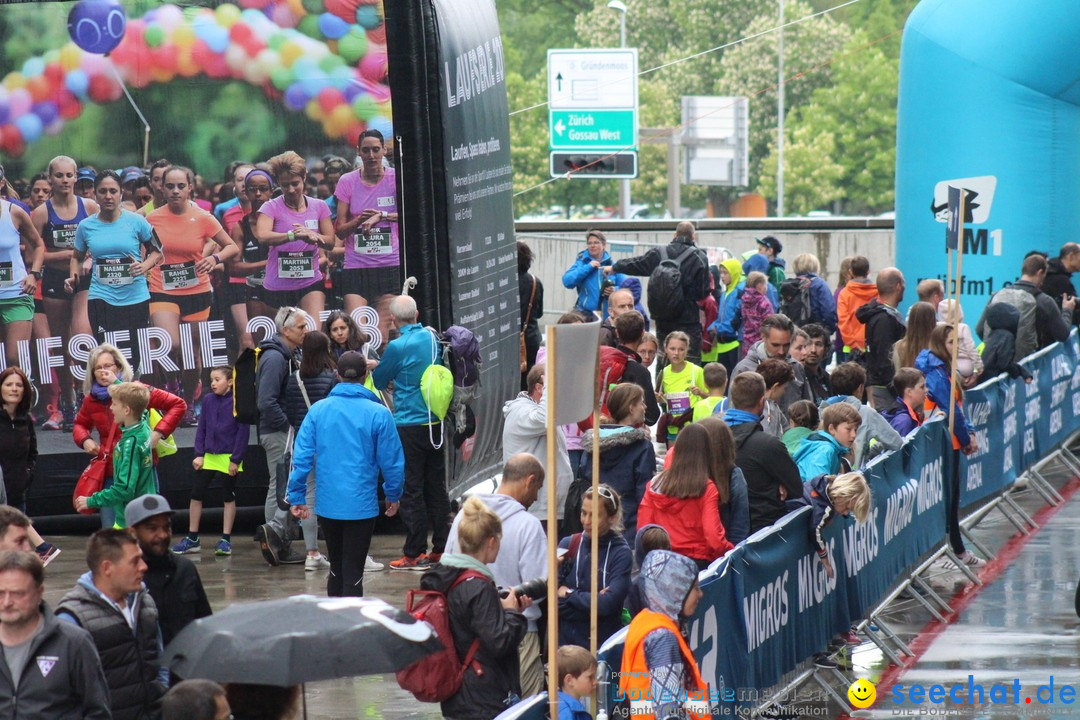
426, 553, 443, 565
811, 653, 837, 670
365, 555, 385, 572
42, 404, 62, 431
279, 547, 306, 564
838, 629, 862, 646
171, 537, 201, 554
255, 524, 281, 566
180, 407, 198, 428
37, 544, 61, 567
215, 539, 232, 556
305, 553, 331, 571
956, 551, 986, 568
389, 554, 430, 571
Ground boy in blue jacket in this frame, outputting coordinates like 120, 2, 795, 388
792, 402, 860, 481
557, 645, 597, 720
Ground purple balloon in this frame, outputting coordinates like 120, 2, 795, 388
284, 84, 309, 111
32, 102, 59, 126
68, 0, 127, 55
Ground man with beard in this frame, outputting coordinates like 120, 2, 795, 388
125, 495, 211, 646
800, 324, 832, 403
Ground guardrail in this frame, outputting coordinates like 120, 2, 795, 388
495, 330, 1080, 720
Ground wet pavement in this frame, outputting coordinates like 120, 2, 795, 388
34, 452, 1080, 719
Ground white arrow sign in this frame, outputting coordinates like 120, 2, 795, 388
554, 119, 566, 136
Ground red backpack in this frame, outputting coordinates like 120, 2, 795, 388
578, 346, 630, 431
396, 570, 491, 702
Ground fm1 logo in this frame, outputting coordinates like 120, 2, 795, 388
931, 175, 1002, 256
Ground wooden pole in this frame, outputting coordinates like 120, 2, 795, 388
947, 192, 966, 443
545, 326, 560, 720
590, 377, 601, 716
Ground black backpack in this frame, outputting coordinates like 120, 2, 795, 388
232, 347, 261, 425
646, 245, 698, 321
779, 276, 813, 326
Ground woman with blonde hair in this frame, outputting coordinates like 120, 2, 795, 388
697, 417, 750, 545
71, 343, 186, 527
893, 301, 937, 372
420, 496, 529, 720
791, 252, 837, 334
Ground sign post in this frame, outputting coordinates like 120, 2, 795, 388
547, 48, 638, 179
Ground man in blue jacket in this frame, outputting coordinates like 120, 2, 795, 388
372, 295, 451, 571
289, 351, 404, 597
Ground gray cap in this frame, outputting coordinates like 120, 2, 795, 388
125, 494, 174, 528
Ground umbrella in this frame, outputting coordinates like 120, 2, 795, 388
164, 594, 441, 686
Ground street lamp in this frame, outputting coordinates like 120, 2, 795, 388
607, 0, 631, 219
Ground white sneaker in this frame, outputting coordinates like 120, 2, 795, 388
956, 551, 986, 568
365, 555, 385, 572
305, 553, 330, 571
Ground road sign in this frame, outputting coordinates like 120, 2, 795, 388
550, 152, 638, 179
549, 110, 636, 150
548, 48, 638, 178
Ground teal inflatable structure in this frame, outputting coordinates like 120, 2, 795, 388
895, 0, 1080, 334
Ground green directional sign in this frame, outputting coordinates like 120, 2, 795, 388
549, 110, 637, 151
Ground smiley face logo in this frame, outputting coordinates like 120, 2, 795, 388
848, 678, 876, 708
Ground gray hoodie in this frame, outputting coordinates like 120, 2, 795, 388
821, 395, 903, 468
502, 391, 573, 521
445, 492, 548, 630
730, 341, 812, 413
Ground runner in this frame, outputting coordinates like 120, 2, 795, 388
26, 174, 50, 210
0, 192, 44, 373
219, 164, 255, 350
146, 166, 238, 426
69, 170, 163, 374
255, 151, 335, 321
333, 130, 400, 312
139, 159, 172, 217
228, 169, 274, 325
31, 156, 97, 430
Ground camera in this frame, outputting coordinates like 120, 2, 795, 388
499, 577, 548, 601
601, 278, 616, 290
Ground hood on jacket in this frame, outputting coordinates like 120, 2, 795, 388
634, 524, 669, 567
915, 348, 946, 375
640, 549, 698, 620
800, 430, 848, 454
936, 298, 964, 323
328, 381, 381, 403
985, 302, 1020, 333
503, 391, 536, 417
580, 425, 651, 456
258, 333, 295, 359
479, 492, 529, 523
619, 276, 643, 303
770, 257, 787, 270
844, 279, 879, 304
855, 298, 896, 324
577, 248, 613, 266
720, 259, 744, 295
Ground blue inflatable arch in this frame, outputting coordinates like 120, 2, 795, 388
895, 0, 1080, 334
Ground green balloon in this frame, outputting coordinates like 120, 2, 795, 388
145, 24, 165, 48
318, 54, 345, 73
268, 33, 287, 51
352, 95, 377, 121
301, 0, 324, 14
271, 67, 293, 91
338, 30, 367, 64
297, 15, 321, 39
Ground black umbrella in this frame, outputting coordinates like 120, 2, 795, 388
164, 594, 441, 686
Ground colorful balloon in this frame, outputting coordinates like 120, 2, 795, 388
65, 69, 90, 98
318, 13, 350, 40
337, 29, 366, 64
68, 0, 127, 54
14, 113, 43, 143
355, 5, 380, 30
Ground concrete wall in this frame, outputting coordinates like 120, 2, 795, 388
515, 218, 895, 323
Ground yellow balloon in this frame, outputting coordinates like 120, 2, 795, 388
305, 99, 322, 122
60, 45, 83, 71
331, 103, 353, 128
3, 73, 26, 91
172, 25, 196, 49
215, 4, 242, 27
280, 42, 303, 67
177, 49, 198, 78
286, 0, 307, 18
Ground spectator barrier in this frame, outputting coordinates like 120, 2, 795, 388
495, 331, 1080, 720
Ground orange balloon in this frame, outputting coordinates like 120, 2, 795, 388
26, 76, 53, 103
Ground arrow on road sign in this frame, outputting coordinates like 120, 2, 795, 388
556, 73, 563, 92
554, 119, 566, 136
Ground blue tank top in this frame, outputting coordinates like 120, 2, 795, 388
44, 196, 89, 251
0, 201, 28, 300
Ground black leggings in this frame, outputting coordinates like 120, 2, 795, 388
948, 450, 966, 555
319, 516, 376, 597
88, 298, 149, 374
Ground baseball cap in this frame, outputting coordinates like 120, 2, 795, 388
125, 494, 174, 528
337, 350, 368, 380
77, 168, 96, 183
121, 167, 145, 186
757, 236, 783, 254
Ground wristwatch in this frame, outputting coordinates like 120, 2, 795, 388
29, 270, 41, 280
380, 211, 388, 220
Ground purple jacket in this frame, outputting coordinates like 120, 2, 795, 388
194, 391, 250, 464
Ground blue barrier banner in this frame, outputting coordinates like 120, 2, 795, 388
685, 552, 745, 715
847, 420, 948, 617
958, 380, 1010, 508
735, 508, 852, 690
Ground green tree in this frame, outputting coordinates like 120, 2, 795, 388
758, 123, 844, 215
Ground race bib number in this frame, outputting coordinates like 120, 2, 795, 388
278, 251, 315, 279
354, 229, 393, 255
376, 195, 395, 208
667, 392, 691, 416
0, 262, 13, 288
305, 219, 319, 230
52, 225, 77, 249
95, 258, 135, 286
160, 261, 199, 291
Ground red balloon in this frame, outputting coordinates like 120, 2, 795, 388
0, 124, 25, 156
26, 76, 53, 103
344, 121, 364, 148
241, 36, 265, 56
87, 73, 121, 103
150, 44, 179, 73
318, 87, 345, 114
366, 25, 385, 45
44, 63, 66, 87
58, 90, 83, 120
229, 23, 253, 44
205, 52, 230, 79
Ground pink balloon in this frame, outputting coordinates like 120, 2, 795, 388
358, 51, 386, 82
80, 53, 109, 75
8, 89, 31, 117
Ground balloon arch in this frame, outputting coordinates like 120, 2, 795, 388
0, 0, 392, 157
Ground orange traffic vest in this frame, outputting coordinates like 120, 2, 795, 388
925, 390, 962, 450
619, 609, 711, 720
